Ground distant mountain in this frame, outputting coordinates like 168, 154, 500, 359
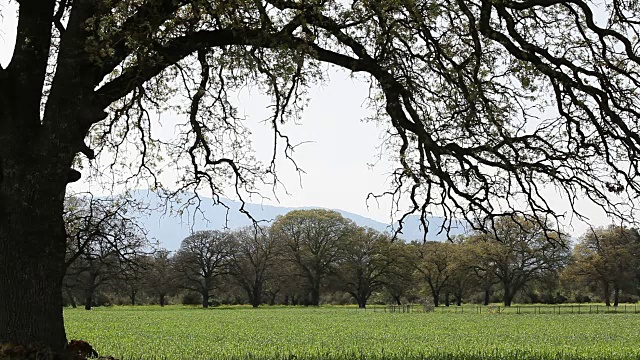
130, 190, 467, 250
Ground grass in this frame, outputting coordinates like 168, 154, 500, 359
64, 305, 640, 360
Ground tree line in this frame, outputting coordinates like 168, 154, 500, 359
63, 198, 640, 309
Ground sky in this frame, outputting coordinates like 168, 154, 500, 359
0, 1, 619, 237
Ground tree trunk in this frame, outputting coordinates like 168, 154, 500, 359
484, 287, 491, 306
0, 157, 69, 349
159, 294, 165, 307
432, 291, 439, 307
357, 297, 367, 308
130, 290, 136, 306
202, 291, 209, 308
614, 287, 620, 307
455, 294, 462, 306
250, 284, 262, 308
445, 292, 450, 307
503, 287, 513, 307
310, 285, 320, 306
604, 282, 611, 307
393, 295, 402, 306
0, 5, 97, 348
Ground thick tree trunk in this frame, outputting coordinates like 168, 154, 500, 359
445, 292, 450, 307
455, 294, 462, 306
0, 170, 69, 349
130, 291, 136, 306
159, 294, 166, 307
503, 287, 513, 307
310, 286, 320, 306
614, 287, 620, 307
0, 1, 99, 349
250, 284, 262, 308
201, 291, 209, 308
357, 297, 367, 308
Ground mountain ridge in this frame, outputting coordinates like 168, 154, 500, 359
129, 190, 466, 250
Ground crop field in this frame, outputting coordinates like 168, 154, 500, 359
65, 306, 640, 360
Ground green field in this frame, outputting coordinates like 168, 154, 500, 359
65, 306, 640, 360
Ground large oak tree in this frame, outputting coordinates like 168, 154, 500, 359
563, 225, 640, 306
1, 0, 640, 350
272, 209, 354, 305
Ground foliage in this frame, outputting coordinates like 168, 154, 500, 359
464, 216, 571, 306
333, 227, 398, 308
562, 226, 640, 306
272, 209, 355, 305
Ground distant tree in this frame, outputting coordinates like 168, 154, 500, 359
562, 226, 640, 306
174, 230, 233, 308
335, 227, 397, 308
381, 242, 416, 305
144, 249, 177, 307
275, 261, 308, 306
471, 216, 570, 306
228, 227, 282, 307
411, 241, 458, 306
464, 235, 500, 305
117, 262, 147, 306
272, 209, 354, 306
445, 241, 476, 306
63, 196, 150, 310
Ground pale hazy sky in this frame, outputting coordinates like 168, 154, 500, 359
0, 1, 617, 236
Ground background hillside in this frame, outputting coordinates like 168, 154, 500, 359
131, 190, 467, 250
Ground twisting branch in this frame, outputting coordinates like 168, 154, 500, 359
81, 0, 640, 241
53, 0, 68, 33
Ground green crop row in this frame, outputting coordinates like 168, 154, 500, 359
64, 306, 640, 360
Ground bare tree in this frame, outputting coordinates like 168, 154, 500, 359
63, 195, 150, 310
144, 249, 177, 307
174, 230, 233, 308
228, 227, 281, 308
